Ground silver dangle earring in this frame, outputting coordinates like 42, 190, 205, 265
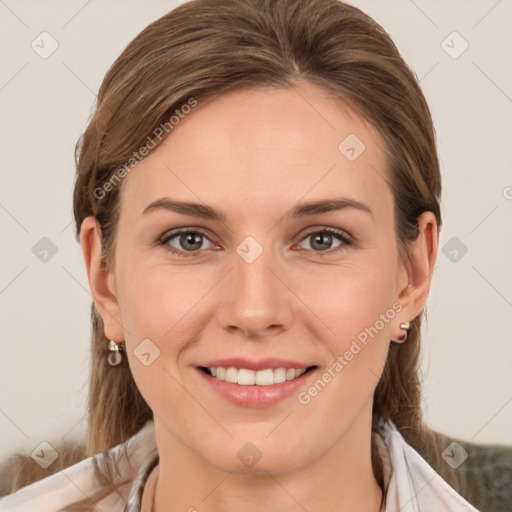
391, 321, 411, 344
107, 340, 125, 366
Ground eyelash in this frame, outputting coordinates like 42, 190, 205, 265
157, 227, 353, 258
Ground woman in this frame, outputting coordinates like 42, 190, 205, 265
0, 0, 485, 510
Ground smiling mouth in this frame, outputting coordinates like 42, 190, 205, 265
198, 366, 317, 386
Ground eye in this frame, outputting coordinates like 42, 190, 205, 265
158, 229, 216, 257
157, 227, 352, 258
297, 228, 352, 256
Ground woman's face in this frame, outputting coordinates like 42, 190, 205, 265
85, 80, 434, 474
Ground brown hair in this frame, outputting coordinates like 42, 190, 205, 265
7, 0, 458, 508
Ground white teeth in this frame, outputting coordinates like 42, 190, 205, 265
255, 369, 273, 386
207, 366, 308, 385
225, 367, 238, 383
286, 368, 296, 380
238, 368, 255, 385
273, 367, 287, 383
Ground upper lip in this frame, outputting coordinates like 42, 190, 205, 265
197, 357, 314, 371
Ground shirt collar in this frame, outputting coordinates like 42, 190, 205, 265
124, 448, 159, 512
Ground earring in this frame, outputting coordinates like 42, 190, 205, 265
391, 321, 411, 344
107, 340, 125, 366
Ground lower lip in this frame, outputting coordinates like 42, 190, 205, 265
196, 367, 317, 408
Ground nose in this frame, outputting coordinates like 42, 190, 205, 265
216, 242, 295, 340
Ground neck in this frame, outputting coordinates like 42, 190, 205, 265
152, 407, 383, 512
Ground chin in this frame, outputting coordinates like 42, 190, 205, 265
201, 437, 309, 475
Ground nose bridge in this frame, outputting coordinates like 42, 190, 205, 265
217, 234, 293, 337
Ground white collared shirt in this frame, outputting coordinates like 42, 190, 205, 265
0, 419, 482, 511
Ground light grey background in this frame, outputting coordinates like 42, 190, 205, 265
1, 0, 511, 464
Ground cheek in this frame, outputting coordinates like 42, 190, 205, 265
292, 271, 395, 439
301, 256, 398, 344
117, 259, 204, 340
117, 266, 202, 420
301, 253, 398, 392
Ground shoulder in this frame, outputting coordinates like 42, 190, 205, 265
375, 420, 484, 512
0, 420, 157, 512
428, 428, 512, 512
0, 456, 124, 511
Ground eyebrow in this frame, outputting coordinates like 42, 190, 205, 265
142, 196, 373, 222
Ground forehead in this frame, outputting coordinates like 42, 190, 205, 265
120, 81, 393, 225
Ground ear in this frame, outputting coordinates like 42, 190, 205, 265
393, 211, 438, 338
80, 216, 125, 341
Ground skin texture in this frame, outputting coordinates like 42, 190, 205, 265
81, 80, 438, 512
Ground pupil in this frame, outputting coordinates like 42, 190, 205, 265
312, 233, 331, 251
182, 233, 202, 250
